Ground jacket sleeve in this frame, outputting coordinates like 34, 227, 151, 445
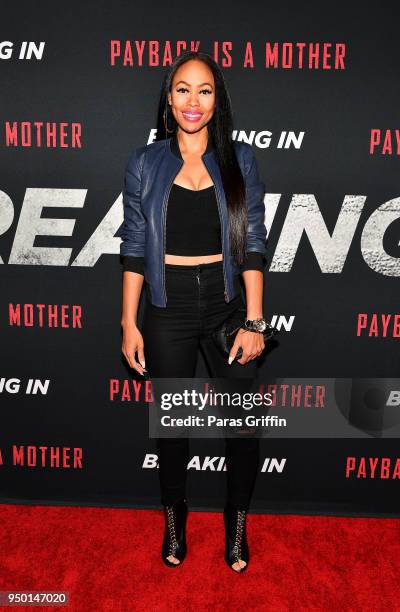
238, 251, 266, 273
122, 255, 144, 276
119, 147, 146, 259
242, 144, 268, 270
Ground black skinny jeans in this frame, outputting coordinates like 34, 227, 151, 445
141, 260, 260, 510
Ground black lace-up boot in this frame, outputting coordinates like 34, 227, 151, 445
161, 498, 188, 568
223, 502, 249, 573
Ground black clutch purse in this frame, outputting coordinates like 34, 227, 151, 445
211, 307, 279, 360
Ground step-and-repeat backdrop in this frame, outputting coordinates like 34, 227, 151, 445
1, 2, 399, 516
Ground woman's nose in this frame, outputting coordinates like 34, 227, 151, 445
188, 93, 199, 105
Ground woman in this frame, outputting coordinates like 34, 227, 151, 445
120, 51, 268, 572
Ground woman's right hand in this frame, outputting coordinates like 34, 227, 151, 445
122, 324, 146, 376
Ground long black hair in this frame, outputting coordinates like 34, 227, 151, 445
154, 50, 247, 267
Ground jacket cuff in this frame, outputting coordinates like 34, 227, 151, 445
239, 251, 266, 273
122, 255, 144, 275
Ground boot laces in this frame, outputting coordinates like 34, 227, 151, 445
166, 506, 178, 556
232, 509, 246, 563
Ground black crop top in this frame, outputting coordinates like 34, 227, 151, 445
166, 183, 221, 254
122, 182, 265, 274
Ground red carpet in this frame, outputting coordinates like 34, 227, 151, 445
0, 504, 399, 612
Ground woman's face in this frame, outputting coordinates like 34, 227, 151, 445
167, 59, 216, 133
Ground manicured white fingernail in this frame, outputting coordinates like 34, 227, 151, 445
228, 356, 233, 365
140, 360, 146, 369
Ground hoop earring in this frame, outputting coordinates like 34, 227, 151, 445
163, 103, 175, 136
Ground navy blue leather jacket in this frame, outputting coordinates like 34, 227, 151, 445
119, 132, 268, 307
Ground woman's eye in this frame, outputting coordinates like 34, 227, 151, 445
176, 88, 213, 95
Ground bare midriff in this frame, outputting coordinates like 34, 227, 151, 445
165, 253, 223, 264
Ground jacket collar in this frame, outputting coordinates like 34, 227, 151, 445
169, 129, 214, 160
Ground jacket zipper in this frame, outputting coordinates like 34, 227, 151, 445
201, 156, 229, 302
212, 183, 229, 303
162, 165, 183, 305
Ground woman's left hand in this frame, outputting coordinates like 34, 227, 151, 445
228, 328, 265, 365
